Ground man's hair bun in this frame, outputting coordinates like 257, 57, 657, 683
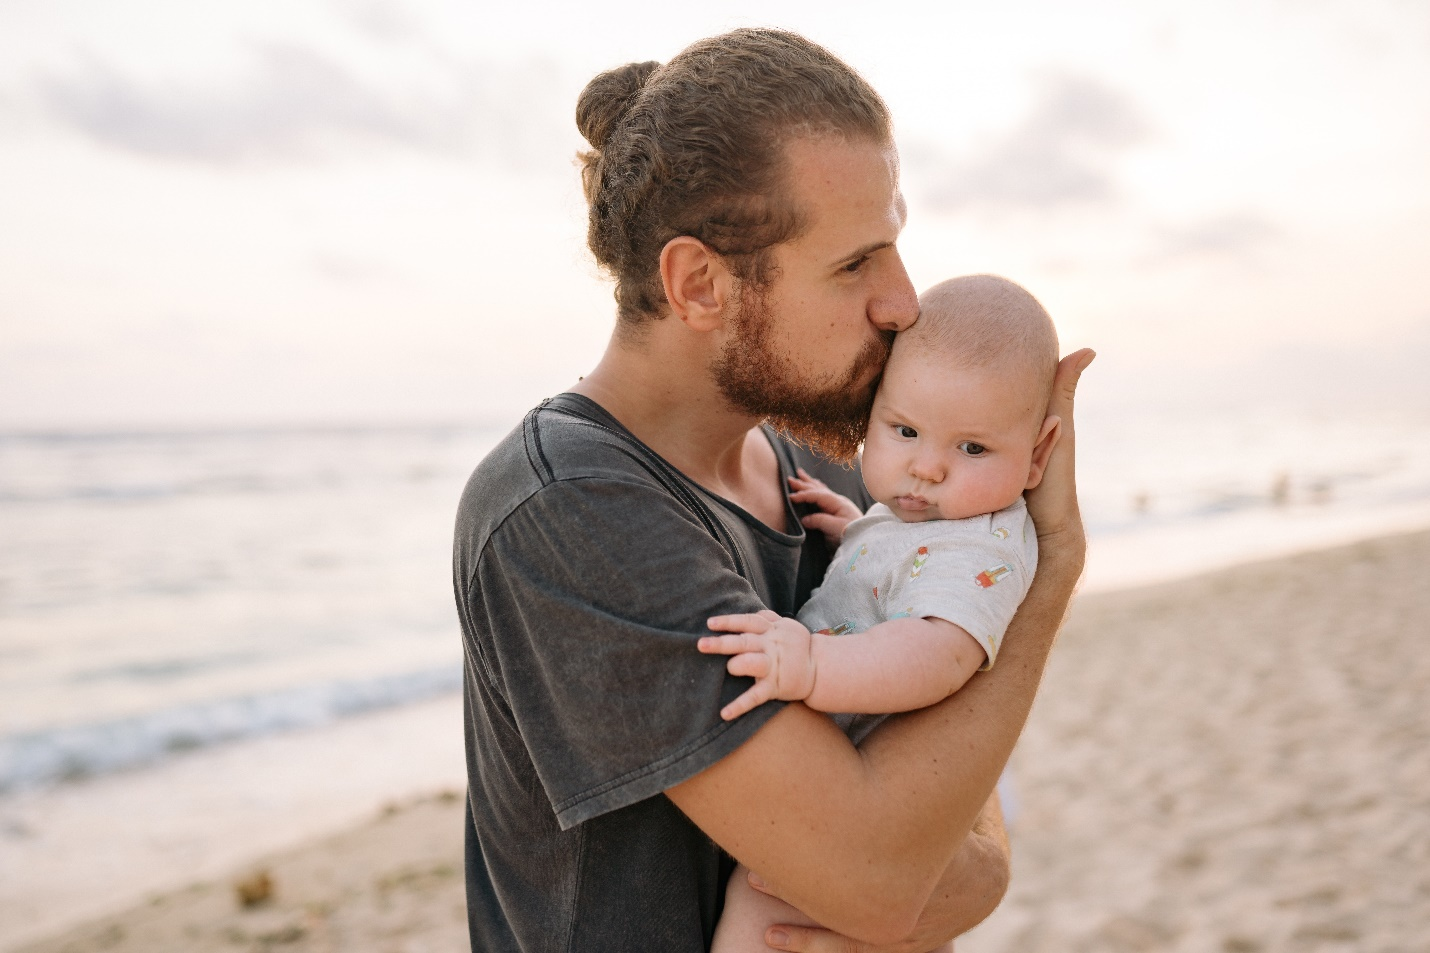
575, 60, 660, 151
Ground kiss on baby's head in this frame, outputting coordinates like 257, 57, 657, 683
860, 274, 1062, 524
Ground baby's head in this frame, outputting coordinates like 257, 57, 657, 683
861, 274, 1062, 523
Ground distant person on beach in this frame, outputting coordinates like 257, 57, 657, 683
699, 275, 1061, 953
452, 28, 1092, 953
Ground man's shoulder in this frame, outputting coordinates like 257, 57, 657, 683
463, 396, 658, 492
454, 396, 705, 571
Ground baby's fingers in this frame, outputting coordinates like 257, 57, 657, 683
725, 652, 771, 680
800, 512, 849, 538
720, 682, 772, 721
794, 467, 828, 489
706, 609, 780, 634
788, 487, 846, 513
697, 633, 765, 656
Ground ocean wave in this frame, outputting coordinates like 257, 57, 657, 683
0, 666, 462, 794
0, 424, 500, 506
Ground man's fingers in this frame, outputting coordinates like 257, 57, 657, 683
764, 924, 864, 952
1027, 348, 1094, 546
1049, 348, 1094, 418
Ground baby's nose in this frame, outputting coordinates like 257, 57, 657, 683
909, 455, 945, 482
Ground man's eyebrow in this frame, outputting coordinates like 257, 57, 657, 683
834, 238, 896, 265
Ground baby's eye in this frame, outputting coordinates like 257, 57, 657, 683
896, 425, 918, 439
959, 441, 987, 456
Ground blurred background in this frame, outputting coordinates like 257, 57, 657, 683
2, 0, 1428, 949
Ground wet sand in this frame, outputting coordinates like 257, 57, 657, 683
13, 529, 1430, 953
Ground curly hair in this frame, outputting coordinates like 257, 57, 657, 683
575, 29, 892, 324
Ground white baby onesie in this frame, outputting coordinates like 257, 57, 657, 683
798, 498, 1038, 669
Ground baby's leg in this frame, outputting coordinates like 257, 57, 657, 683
711, 864, 819, 953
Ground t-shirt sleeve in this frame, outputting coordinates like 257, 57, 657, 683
876, 515, 1036, 670
465, 476, 784, 830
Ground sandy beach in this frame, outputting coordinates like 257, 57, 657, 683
12, 528, 1430, 953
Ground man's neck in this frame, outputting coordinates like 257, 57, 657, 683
569, 332, 786, 527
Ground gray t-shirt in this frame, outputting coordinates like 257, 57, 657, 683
453, 394, 871, 953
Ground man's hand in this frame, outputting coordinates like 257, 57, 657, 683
700, 610, 819, 720
1025, 348, 1094, 558
789, 468, 864, 542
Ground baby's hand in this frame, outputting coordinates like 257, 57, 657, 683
699, 609, 818, 721
788, 468, 863, 543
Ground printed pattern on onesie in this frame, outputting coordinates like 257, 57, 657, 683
796, 498, 1039, 670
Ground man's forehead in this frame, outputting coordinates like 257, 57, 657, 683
779, 136, 904, 254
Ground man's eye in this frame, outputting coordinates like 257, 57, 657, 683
896, 425, 917, 439
959, 442, 987, 456
843, 256, 868, 273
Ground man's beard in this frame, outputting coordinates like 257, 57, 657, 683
710, 286, 893, 463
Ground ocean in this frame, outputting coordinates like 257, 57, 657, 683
4, 405, 1430, 795
0, 424, 494, 794
3, 403, 1430, 947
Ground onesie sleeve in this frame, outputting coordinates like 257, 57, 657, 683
875, 505, 1038, 669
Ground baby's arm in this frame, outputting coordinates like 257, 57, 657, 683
700, 610, 987, 720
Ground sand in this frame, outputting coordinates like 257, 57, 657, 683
960, 527, 1430, 953
0, 696, 467, 952
12, 529, 1430, 953
8, 792, 471, 953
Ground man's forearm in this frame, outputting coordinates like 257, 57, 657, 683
914, 793, 1011, 944
755, 793, 1011, 953
850, 542, 1080, 877
669, 543, 1079, 943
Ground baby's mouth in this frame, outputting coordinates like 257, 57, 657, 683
895, 495, 930, 511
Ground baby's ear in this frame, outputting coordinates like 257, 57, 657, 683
1024, 415, 1063, 491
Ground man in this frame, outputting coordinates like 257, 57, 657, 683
453, 28, 1091, 952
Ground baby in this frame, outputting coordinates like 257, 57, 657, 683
698, 274, 1062, 952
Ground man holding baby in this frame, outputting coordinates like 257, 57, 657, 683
453, 27, 1091, 953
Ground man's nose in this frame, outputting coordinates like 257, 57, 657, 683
869, 249, 919, 333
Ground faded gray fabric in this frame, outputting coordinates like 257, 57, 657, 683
798, 498, 1038, 670
454, 393, 871, 953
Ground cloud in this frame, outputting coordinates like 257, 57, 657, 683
1146, 213, 1281, 263
309, 251, 401, 284
34, 43, 566, 167
916, 72, 1150, 213
339, 0, 422, 43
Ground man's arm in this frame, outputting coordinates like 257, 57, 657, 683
755, 793, 1010, 952
666, 349, 1091, 945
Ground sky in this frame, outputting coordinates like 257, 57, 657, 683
1, 0, 1428, 429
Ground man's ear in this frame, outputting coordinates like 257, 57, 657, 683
659, 236, 731, 332
1024, 415, 1063, 490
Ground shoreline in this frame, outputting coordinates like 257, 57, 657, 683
7, 519, 1430, 952
0, 697, 466, 953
